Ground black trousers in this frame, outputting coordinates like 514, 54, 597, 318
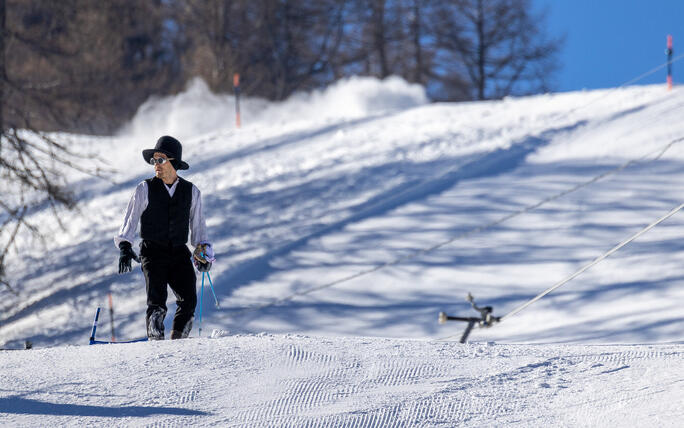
140, 240, 197, 337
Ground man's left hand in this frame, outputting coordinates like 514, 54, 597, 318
193, 243, 215, 272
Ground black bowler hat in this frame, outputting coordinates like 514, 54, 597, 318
142, 136, 189, 170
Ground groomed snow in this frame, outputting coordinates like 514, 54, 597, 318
2, 336, 682, 427
1, 77, 683, 426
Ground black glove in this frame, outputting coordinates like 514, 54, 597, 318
193, 243, 213, 272
118, 241, 140, 274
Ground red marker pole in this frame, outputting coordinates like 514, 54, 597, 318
233, 73, 241, 128
666, 35, 673, 90
108, 292, 116, 342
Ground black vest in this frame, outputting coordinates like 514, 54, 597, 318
140, 177, 193, 246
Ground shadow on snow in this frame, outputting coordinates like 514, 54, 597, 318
0, 396, 208, 417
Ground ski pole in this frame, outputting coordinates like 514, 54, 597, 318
108, 293, 116, 342
199, 271, 205, 337
89, 307, 101, 345
199, 250, 219, 307
206, 272, 220, 308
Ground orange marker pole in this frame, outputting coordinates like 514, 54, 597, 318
233, 73, 241, 128
108, 292, 116, 342
666, 35, 673, 90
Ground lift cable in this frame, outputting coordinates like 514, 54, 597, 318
231, 54, 684, 318
233, 136, 684, 318
438, 200, 684, 341
499, 200, 684, 322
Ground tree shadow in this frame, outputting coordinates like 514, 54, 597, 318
217, 121, 588, 292
0, 396, 208, 417
2, 99, 676, 346
192, 114, 395, 173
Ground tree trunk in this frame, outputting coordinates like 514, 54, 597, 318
0, 0, 5, 137
476, 0, 486, 100
411, 0, 423, 83
372, 0, 389, 78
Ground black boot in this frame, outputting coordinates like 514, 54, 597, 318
171, 316, 193, 339
147, 308, 166, 340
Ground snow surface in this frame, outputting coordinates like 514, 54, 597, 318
2, 336, 682, 427
1, 76, 683, 426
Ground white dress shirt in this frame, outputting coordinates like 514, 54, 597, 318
114, 178, 209, 248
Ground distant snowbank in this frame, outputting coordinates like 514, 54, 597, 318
120, 76, 428, 141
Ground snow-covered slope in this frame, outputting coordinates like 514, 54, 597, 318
3, 77, 683, 347
1, 77, 683, 426
2, 335, 682, 427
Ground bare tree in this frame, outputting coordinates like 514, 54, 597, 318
175, 0, 347, 100
172, 0, 559, 102
172, 0, 244, 92
369, 0, 390, 78
391, 0, 439, 86
434, 0, 561, 100
1, 1, 179, 135
0, 0, 4, 138
265, 0, 348, 99
66, 0, 181, 133
409, 0, 426, 84
0, 0, 113, 291
342, 0, 406, 79
329, 0, 453, 98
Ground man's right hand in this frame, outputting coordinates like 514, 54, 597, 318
118, 241, 140, 274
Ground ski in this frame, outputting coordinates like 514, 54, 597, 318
89, 338, 148, 345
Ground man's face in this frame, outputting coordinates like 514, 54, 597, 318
152, 152, 176, 181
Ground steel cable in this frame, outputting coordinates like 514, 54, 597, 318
228, 55, 684, 318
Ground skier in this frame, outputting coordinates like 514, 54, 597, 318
115, 135, 215, 340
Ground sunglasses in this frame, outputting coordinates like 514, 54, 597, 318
149, 157, 174, 166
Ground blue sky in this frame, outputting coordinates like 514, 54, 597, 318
534, 0, 684, 92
